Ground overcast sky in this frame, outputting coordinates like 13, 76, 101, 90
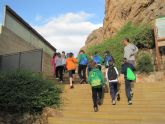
0, 0, 104, 56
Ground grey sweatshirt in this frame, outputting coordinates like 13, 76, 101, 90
55, 57, 63, 67
124, 43, 138, 61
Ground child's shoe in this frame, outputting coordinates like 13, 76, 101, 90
94, 107, 98, 112
70, 85, 74, 89
112, 100, 116, 105
128, 100, 132, 105
97, 97, 103, 106
117, 93, 120, 101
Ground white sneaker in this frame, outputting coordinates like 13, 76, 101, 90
128, 100, 132, 105
112, 100, 116, 105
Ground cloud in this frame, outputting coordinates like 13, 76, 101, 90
35, 15, 44, 22
34, 12, 102, 56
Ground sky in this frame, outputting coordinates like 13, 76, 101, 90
0, 0, 105, 56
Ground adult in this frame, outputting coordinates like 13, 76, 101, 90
78, 50, 88, 83
121, 58, 135, 105
122, 38, 138, 97
122, 38, 138, 67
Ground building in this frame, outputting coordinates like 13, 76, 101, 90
0, 5, 56, 76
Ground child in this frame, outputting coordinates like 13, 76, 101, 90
66, 53, 78, 88
88, 61, 105, 112
106, 61, 119, 105
55, 53, 64, 82
92, 52, 103, 71
121, 58, 135, 105
104, 50, 115, 68
78, 50, 88, 83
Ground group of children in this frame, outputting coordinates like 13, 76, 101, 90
81, 50, 136, 112
51, 51, 66, 83
88, 52, 136, 112
51, 51, 77, 87
52, 50, 136, 112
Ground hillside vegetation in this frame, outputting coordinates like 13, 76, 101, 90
86, 22, 154, 70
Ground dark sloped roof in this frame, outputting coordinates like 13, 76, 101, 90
5, 5, 56, 52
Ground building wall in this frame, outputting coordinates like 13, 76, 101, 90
0, 26, 53, 76
4, 11, 54, 56
42, 52, 53, 77
0, 26, 36, 55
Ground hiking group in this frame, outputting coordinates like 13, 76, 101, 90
51, 38, 138, 112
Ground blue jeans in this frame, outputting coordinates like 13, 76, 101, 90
125, 80, 132, 101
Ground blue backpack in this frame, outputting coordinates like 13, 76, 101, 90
93, 55, 100, 64
80, 56, 88, 65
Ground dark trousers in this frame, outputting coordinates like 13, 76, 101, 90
109, 82, 118, 101
92, 87, 103, 107
56, 66, 64, 81
125, 80, 132, 101
78, 64, 87, 81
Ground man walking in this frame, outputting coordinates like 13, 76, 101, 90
122, 38, 138, 67
122, 38, 138, 97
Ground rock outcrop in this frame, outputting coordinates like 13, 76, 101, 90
82, 0, 165, 50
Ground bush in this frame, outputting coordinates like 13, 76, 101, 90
137, 52, 154, 73
130, 27, 155, 49
0, 70, 61, 114
86, 22, 154, 70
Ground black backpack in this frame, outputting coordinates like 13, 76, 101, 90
108, 66, 117, 80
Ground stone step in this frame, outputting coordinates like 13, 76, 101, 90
48, 82, 165, 124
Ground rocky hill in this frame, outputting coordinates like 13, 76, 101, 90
82, 0, 165, 50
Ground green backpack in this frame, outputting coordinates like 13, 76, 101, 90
89, 71, 101, 87
127, 67, 136, 81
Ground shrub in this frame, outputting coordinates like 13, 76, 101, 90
136, 52, 154, 73
86, 22, 154, 70
0, 70, 61, 114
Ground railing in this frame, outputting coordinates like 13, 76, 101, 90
0, 49, 43, 72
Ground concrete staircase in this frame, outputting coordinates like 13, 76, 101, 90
48, 82, 165, 124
